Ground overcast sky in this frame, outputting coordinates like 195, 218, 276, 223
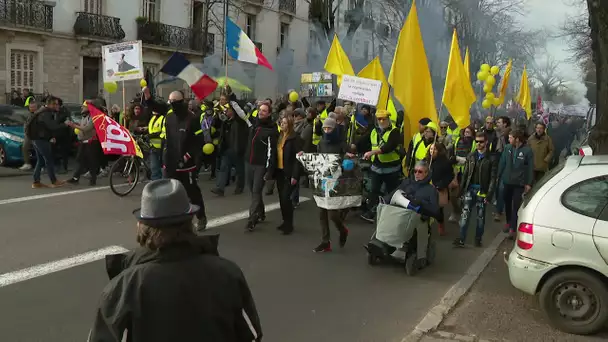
518, 0, 588, 101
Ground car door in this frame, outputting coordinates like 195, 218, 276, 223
595, 202, 608, 266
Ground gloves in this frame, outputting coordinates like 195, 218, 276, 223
407, 203, 421, 212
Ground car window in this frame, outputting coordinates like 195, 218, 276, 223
522, 162, 565, 207
0, 107, 30, 126
561, 175, 608, 218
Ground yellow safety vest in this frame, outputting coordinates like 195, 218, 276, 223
24, 95, 34, 107
413, 139, 431, 162
148, 115, 165, 149
370, 128, 400, 163
159, 109, 172, 140
199, 111, 219, 145
312, 117, 321, 145
447, 127, 460, 141
319, 108, 328, 122
247, 109, 259, 120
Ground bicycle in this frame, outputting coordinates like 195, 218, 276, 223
109, 135, 152, 197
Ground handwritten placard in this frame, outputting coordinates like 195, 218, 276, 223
337, 75, 382, 106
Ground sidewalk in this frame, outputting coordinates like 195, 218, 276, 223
423, 240, 608, 342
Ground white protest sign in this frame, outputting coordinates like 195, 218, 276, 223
337, 75, 382, 106
102, 41, 144, 82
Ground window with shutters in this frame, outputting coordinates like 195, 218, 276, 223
10, 50, 36, 93
142, 0, 160, 21
84, 0, 102, 14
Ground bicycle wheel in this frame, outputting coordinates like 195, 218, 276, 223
109, 155, 140, 197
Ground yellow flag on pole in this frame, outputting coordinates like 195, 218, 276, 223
516, 65, 532, 119
388, 0, 437, 146
441, 29, 476, 129
498, 59, 513, 104
463, 48, 471, 81
358, 56, 389, 110
324, 34, 354, 86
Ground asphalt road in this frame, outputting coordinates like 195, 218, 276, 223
0, 171, 502, 342
435, 240, 608, 342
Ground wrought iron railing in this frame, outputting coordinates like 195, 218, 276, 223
138, 20, 206, 52
279, 0, 295, 14
0, 0, 53, 31
73, 12, 125, 40
191, 32, 216, 55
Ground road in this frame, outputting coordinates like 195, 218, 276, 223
423, 240, 608, 342
0, 170, 502, 342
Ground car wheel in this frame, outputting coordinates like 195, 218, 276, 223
539, 269, 608, 335
0, 143, 6, 166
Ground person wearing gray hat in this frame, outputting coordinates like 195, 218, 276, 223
89, 179, 262, 342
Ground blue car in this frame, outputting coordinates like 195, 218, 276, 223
0, 105, 31, 166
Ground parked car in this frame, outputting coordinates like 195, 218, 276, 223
0, 105, 32, 166
506, 155, 608, 335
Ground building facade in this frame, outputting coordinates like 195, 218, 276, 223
0, 0, 309, 107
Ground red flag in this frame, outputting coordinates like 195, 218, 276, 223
87, 104, 143, 158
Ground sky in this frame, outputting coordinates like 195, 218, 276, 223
518, 0, 588, 102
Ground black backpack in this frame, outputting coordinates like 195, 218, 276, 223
24, 108, 44, 139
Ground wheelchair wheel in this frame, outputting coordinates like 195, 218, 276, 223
405, 253, 418, 276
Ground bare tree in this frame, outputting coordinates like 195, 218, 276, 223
557, 0, 592, 67
530, 55, 568, 100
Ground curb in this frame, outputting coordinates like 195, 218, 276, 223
401, 231, 508, 342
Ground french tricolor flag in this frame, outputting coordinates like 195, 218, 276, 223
160, 52, 218, 100
226, 17, 273, 70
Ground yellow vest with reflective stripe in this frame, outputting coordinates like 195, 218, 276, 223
370, 128, 400, 163
414, 140, 430, 161
312, 117, 321, 145
160, 109, 172, 139
148, 115, 165, 148
319, 108, 328, 122
24, 96, 34, 107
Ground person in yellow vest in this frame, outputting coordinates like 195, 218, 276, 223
22, 88, 35, 107
355, 109, 402, 223
147, 110, 165, 180
307, 107, 322, 148
448, 126, 476, 222
408, 121, 437, 177
405, 117, 432, 172
438, 121, 453, 146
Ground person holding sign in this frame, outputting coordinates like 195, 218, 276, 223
355, 109, 402, 223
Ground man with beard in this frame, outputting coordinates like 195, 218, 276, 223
244, 103, 278, 231
481, 116, 498, 154
142, 87, 208, 231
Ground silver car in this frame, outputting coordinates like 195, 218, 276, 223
506, 155, 608, 335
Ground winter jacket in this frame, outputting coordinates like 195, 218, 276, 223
528, 133, 554, 171
29, 106, 65, 140
276, 131, 303, 180
499, 143, 534, 187
429, 155, 455, 190
294, 119, 314, 153
385, 175, 440, 220
245, 117, 279, 175
459, 151, 498, 199
217, 116, 249, 157
89, 235, 262, 342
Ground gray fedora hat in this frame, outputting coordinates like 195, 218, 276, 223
133, 179, 199, 226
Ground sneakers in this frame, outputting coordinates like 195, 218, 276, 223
339, 228, 349, 248
210, 188, 225, 196
67, 178, 79, 185
453, 239, 465, 248
438, 223, 446, 236
360, 211, 375, 223
313, 241, 332, 253
32, 182, 47, 189
448, 214, 458, 223
20, 164, 32, 171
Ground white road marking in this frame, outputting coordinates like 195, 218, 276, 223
0, 185, 127, 206
206, 196, 311, 229
0, 245, 129, 288
0, 197, 312, 286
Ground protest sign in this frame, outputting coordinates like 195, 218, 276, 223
297, 153, 362, 210
102, 41, 144, 82
337, 75, 382, 106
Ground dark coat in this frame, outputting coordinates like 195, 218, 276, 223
276, 131, 303, 180
89, 235, 262, 342
429, 155, 455, 190
386, 175, 440, 220
245, 117, 279, 175
459, 151, 498, 198
218, 116, 249, 157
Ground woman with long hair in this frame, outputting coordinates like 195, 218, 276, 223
427, 142, 455, 236
275, 115, 302, 235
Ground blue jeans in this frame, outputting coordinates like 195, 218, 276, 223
459, 187, 487, 242
495, 180, 505, 214
149, 148, 163, 181
32, 140, 56, 184
216, 149, 245, 191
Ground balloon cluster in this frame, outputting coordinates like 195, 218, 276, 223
476, 64, 502, 109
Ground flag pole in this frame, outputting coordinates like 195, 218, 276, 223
223, 0, 229, 88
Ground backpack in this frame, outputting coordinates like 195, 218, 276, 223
24, 109, 44, 139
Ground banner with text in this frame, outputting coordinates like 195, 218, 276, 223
337, 75, 382, 106
88, 104, 143, 158
102, 40, 144, 83
297, 153, 362, 210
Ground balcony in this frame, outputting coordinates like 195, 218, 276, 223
73, 12, 125, 41
137, 19, 201, 52
191, 32, 216, 56
279, 0, 295, 14
0, 0, 53, 32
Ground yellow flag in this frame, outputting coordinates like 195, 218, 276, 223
324, 34, 354, 86
441, 30, 476, 129
387, 98, 398, 125
516, 65, 532, 119
388, 0, 437, 146
498, 59, 512, 104
463, 48, 470, 81
358, 56, 389, 110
